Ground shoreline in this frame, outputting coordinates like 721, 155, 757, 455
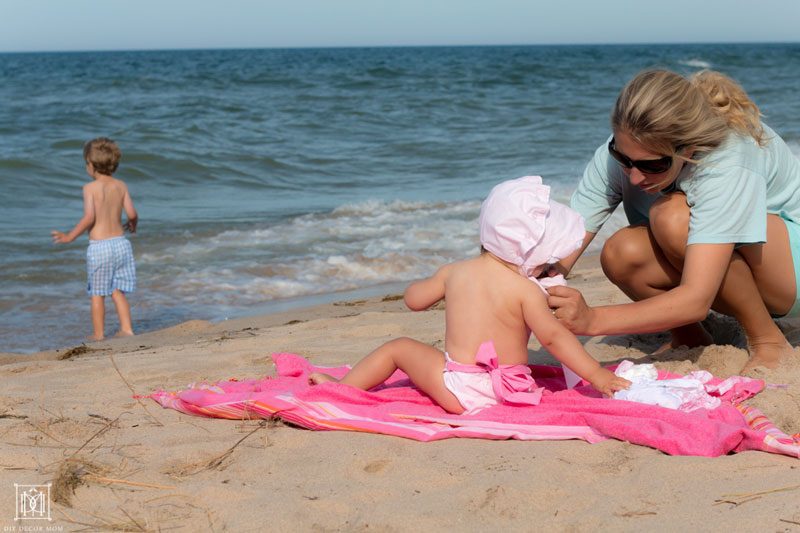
5, 253, 617, 360
2, 253, 799, 529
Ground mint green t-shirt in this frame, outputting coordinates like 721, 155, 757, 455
571, 124, 800, 246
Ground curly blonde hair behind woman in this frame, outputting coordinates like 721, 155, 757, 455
612, 69, 765, 161
690, 69, 765, 146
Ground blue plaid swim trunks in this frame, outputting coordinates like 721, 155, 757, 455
86, 236, 136, 296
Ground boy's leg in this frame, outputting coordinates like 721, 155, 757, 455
90, 296, 105, 341
111, 289, 134, 336
310, 337, 464, 413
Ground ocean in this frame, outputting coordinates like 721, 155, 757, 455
1, 43, 798, 353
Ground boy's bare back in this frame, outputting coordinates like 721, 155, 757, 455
85, 176, 133, 240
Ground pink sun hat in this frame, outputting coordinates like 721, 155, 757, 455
479, 176, 585, 282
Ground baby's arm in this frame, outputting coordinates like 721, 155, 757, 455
122, 184, 138, 233
403, 264, 451, 311
51, 185, 96, 244
522, 287, 630, 396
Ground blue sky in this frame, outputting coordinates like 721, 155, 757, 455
1, 0, 798, 52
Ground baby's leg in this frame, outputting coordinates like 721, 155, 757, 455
89, 296, 105, 341
111, 289, 134, 336
310, 337, 464, 414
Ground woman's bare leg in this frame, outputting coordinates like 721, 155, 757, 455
728, 216, 796, 370
309, 337, 464, 413
600, 225, 713, 350
647, 194, 793, 369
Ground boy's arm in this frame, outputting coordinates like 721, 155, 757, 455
51, 185, 95, 244
403, 264, 450, 311
122, 185, 138, 234
521, 284, 629, 396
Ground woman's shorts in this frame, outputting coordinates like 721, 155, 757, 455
775, 215, 800, 318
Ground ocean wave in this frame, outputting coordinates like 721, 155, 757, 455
678, 58, 712, 69
3, 43, 798, 353
136, 198, 480, 305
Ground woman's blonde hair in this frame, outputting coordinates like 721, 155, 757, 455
611, 69, 765, 160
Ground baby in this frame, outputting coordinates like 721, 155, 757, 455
310, 176, 629, 414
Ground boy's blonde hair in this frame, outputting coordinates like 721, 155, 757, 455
84, 137, 122, 175
611, 69, 765, 162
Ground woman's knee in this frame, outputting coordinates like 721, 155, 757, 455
649, 194, 689, 256
600, 228, 651, 283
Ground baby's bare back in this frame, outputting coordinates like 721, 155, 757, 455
443, 256, 540, 366
87, 177, 127, 240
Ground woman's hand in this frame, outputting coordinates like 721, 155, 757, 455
546, 285, 595, 335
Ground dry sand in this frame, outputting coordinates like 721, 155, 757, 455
2, 255, 799, 531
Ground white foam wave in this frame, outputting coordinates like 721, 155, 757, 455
140, 198, 482, 307
679, 59, 712, 69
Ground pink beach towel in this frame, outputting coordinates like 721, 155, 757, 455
149, 353, 800, 458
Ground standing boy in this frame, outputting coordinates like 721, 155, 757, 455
52, 137, 138, 340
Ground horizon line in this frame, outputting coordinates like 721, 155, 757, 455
1, 39, 798, 55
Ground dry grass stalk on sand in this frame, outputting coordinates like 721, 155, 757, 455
59, 506, 150, 532
178, 421, 267, 476
62, 412, 126, 464
714, 483, 800, 507
109, 353, 164, 427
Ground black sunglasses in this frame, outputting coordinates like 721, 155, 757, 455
608, 138, 673, 175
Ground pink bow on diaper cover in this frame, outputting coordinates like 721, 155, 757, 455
445, 341, 544, 406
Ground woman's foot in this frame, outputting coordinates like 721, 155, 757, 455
86, 334, 104, 342
741, 340, 794, 373
652, 322, 714, 354
115, 330, 134, 338
308, 372, 338, 385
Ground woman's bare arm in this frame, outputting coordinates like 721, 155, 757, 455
549, 243, 733, 335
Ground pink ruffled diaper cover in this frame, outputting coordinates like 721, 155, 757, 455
442, 341, 544, 414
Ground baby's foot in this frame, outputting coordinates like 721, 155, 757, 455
115, 330, 134, 338
86, 334, 104, 343
308, 372, 338, 385
741, 340, 794, 374
653, 322, 713, 355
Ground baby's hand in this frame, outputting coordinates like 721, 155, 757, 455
588, 368, 631, 397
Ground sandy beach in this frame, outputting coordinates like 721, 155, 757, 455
2, 254, 799, 531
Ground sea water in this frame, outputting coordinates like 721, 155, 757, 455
1, 43, 798, 352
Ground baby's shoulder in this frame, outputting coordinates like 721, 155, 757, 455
515, 277, 548, 299
495, 270, 546, 298
442, 257, 479, 276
